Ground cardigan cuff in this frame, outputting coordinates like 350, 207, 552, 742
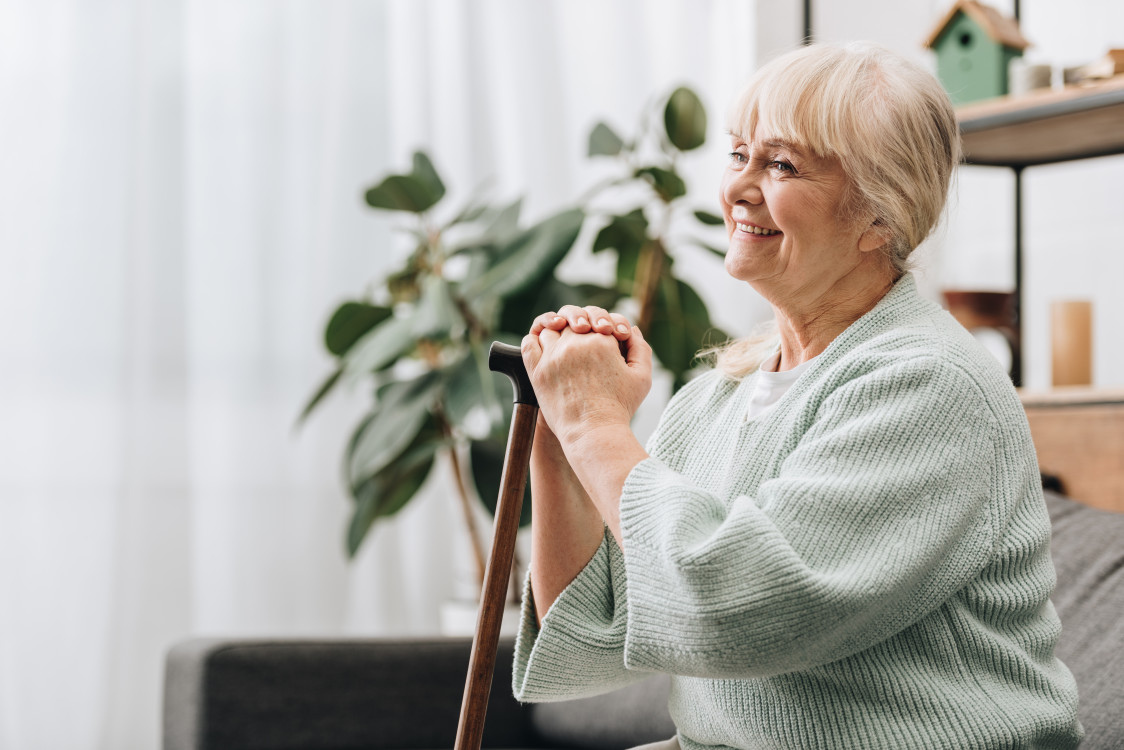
619, 456, 732, 672
511, 529, 639, 702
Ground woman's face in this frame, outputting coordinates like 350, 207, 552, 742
718, 125, 881, 299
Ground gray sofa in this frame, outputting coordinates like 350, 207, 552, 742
163, 491, 1124, 749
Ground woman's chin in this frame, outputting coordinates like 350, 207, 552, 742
724, 254, 772, 284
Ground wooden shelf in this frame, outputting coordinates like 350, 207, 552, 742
1019, 387, 1124, 408
957, 75, 1124, 166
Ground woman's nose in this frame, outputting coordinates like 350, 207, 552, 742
723, 167, 764, 207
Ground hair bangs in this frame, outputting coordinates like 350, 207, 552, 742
728, 48, 861, 161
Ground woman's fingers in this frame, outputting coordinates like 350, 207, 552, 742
530, 306, 634, 343
625, 326, 653, 371
521, 332, 544, 375
608, 313, 632, 341
555, 305, 633, 338
529, 311, 567, 336
557, 305, 595, 333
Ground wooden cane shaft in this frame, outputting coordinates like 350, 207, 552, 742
454, 403, 538, 750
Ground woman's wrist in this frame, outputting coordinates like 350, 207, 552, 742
559, 423, 648, 546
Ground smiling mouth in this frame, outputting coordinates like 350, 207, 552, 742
736, 222, 780, 236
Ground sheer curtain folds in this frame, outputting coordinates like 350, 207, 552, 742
0, 2, 763, 748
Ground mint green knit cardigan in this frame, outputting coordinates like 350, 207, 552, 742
512, 275, 1082, 749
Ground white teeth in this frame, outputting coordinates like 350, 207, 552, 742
736, 222, 779, 236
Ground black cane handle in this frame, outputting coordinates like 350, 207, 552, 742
488, 342, 537, 407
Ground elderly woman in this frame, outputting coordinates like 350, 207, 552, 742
513, 42, 1082, 749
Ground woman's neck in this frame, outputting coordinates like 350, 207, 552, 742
769, 263, 897, 371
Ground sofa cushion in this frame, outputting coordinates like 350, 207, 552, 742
1044, 490, 1124, 750
163, 638, 532, 750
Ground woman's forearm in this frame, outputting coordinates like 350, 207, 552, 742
559, 423, 648, 548
528, 414, 605, 626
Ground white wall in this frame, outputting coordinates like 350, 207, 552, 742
810, 0, 1124, 389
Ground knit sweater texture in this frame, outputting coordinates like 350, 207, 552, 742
512, 274, 1082, 749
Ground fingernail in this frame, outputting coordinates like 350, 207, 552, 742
617, 324, 629, 334
597, 318, 611, 328
553, 316, 564, 324
577, 317, 589, 326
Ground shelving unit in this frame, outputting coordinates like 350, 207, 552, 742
953, 74, 1124, 385
958, 74, 1124, 166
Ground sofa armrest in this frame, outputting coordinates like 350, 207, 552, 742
163, 637, 533, 750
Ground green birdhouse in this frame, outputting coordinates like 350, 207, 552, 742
924, 0, 1031, 105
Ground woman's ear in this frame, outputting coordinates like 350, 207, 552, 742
858, 220, 890, 254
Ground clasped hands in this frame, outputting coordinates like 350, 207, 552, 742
520, 305, 653, 448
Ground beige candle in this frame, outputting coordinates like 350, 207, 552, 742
1050, 300, 1093, 387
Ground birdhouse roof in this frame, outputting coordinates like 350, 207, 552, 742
923, 0, 1031, 51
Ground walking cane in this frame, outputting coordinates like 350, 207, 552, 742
454, 341, 538, 750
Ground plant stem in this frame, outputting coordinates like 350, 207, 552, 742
635, 202, 674, 331
430, 400, 488, 593
509, 546, 522, 605
445, 432, 488, 592
634, 237, 665, 332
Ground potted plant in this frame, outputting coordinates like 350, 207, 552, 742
302, 86, 727, 623
300, 151, 609, 601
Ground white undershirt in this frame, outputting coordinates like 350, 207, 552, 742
745, 350, 820, 422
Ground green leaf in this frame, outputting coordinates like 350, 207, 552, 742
325, 302, 393, 356
442, 346, 505, 436
693, 210, 725, 226
297, 368, 343, 425
636, 167, 687, 202
588, 122, 624, 156
341, 313, 416, 379
647, 276, 726, 385
347, 454, 432, 557
592, 209, 647, 254
450, 199, 525, 266
346, 371, 444, 487
441, 352, 483, 427
363, 151, 445, 213
470, 437, 532, 526
664, 86, 707, 151
346, 417, 441, 557
445, 200, 488, 229
411, 275, 461, 341
411, 151, 446, 204
592, 209, 648, 293
647, 275, 688, 378
365, 174, 438, 213
462, 208, 584, 301
482, 198, 523, 247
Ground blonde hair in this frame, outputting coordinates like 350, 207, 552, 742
714, 42, 961, 378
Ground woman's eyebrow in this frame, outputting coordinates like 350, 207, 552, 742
724, 130, 800, 151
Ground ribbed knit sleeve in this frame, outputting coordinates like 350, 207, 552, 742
619, 355, 1005, 678
511, 528, 648, 702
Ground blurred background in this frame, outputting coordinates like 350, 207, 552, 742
1, 0, 1120, 748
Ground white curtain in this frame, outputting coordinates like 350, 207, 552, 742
0, 1, 768, 748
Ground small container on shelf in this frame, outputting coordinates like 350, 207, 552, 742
1050, 299, 1093, 387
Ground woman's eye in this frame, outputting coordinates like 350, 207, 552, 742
769, 160, 795, 174
728, 151, 748, 164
